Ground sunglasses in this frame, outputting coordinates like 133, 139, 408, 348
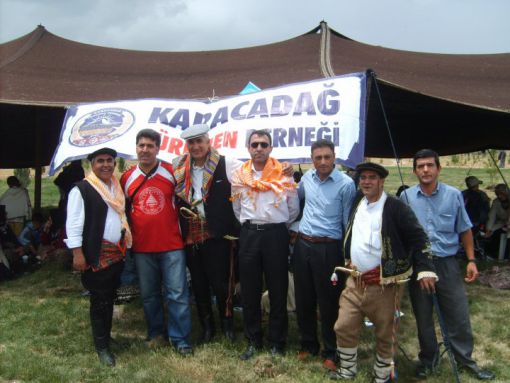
250, 142, 269, 149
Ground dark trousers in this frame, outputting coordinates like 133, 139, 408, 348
81, 261, 123, 351
409, 256, 477, 369
293, 238, 344, 360
238, 223, 289, 348
186, 238, 233, 325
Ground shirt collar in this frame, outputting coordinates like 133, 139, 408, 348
362, 191, 387, 208
417, 182, 441, 196
312, 168, 339, 182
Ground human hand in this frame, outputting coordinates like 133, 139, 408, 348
72, 249, 88, 272
464, 261, 479, 283
281, 162, 294, 177
43, 218, 52, 233
419, 277, 436, 294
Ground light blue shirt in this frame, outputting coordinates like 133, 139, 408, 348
17, 222, 41, 247
298, 168, 356, 240
400, 182, 472, 257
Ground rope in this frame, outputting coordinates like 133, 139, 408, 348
319, 21, 335, 78
0, 26, 46, 69
224, 241, 236, 318
369, 71, 408, 201
432, 294, 461, 383
337, 349, 357, 378
389, 284, 401, 380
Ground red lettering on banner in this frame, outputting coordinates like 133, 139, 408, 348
160, 129, 237, 155
212, 133, 223, 149
223, 131, 237, 148
167, 138, 183, 155
211, 131, 238, 149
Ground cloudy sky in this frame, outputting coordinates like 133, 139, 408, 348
1, 0, 509, 54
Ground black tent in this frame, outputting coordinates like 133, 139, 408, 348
1, 22, 509, 205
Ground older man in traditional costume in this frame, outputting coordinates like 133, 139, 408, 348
330, 162, 436, 382
173, 124, 240, 344
66, 148, 131, 366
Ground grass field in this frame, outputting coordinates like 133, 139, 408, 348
1, 166, 509, 382
1, 260, 509, 382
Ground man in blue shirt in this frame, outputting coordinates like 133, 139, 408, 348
402, 149, 494, 381
294, 139, 356, 371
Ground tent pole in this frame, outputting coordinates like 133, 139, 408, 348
487, 150, 509, 188
34, 108, 42, 211
34, 166, 42, 212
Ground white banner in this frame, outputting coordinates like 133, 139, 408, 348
49, 73, 367, 175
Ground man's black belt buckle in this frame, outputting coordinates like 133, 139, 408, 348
244, 221, 280, 231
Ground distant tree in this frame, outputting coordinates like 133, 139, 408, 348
117, 157, 127, 173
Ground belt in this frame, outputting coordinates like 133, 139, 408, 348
298, 232, 338, 243
431, 255, 455, 261
242, 221, 285, 231
359, 266, 381, 285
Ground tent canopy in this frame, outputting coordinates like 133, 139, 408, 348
1, 22, 509, 168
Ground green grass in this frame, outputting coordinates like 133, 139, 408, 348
1, 261, 509, 382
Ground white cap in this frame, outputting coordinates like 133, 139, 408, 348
180, 124, 210, 140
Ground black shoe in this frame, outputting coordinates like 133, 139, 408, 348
415, 363, 434, 379
177, 346, 194, 357
221, 318, 236, 342
197, 327, 215, 344
328, 370, 344, 381
461, 365, 495, 380
240, 344, 259, 360
224, 329, 236, 342
270, 346, 285, 358
109, 336, 129, 348
97, 349, 116, 367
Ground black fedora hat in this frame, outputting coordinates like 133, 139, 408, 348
355, 162, 389, 178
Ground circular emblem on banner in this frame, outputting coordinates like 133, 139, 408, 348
137, 187, 165, 215
69, 108, 135, 147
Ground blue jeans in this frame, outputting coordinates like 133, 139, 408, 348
134, 250, 191, 348
119, 250, 139, 286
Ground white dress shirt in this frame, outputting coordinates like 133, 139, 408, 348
233, 164, 300, 225
65, 184, 122, 249
350, 192, 387, 273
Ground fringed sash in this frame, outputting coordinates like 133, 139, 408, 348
174, 147, 221, 205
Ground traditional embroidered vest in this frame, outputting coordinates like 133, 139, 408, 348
178, 156, 239, 240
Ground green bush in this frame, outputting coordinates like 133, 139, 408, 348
13, 168, 31, 187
